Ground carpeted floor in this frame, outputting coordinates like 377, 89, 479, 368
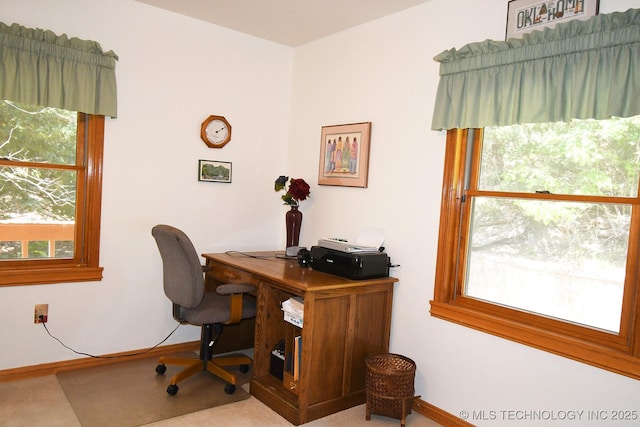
55, 353, 251, 427
0, 353, 442, 426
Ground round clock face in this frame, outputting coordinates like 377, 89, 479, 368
206, 120, 228, 144
201, 115, 231, 148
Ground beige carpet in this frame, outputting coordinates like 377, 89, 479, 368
56, 353, 251, 427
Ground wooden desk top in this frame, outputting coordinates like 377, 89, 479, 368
202, 251, 398, 293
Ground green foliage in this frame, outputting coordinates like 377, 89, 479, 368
201, 163, 230, 180
0, 100, 77, 221
28, 241, 48, 258
481, 117, 640, 197
0, 241, 21, 259
472, 116, 640, 266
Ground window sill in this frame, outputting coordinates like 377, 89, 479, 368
0, 266, 103, 286
429, 300, 640, 380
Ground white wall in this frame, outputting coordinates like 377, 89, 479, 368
2, 0, 640, 425
289, 0, 640, 426
0, 0, 293, 365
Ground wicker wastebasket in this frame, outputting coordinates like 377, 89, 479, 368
365, 353, 416, 427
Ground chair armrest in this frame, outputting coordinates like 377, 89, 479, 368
216, 283, 256, 295
217, 282, 256, 325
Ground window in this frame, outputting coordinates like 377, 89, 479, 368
0, 100, 104, 286
431, 116, 640, 379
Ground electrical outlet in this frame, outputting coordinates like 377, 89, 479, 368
34, 304, 48, 323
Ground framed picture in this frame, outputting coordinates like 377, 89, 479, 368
318, 122, 371, 188
506, 0, 599, 39
198, 160, 232, 183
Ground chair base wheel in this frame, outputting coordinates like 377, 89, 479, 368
155, 364, 167, 375
167, 384, 179, 395
224, 383, 236, 394
239, 364, 250, 373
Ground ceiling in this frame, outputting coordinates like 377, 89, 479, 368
135, 0, 432, 47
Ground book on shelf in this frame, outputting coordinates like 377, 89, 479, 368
293, 335, 302, 380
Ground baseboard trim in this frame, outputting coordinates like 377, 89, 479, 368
0, 341, 199, 383
413, 398, 475, 427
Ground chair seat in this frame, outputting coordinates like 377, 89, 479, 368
181, 292, 256, 325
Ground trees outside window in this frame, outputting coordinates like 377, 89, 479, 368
0, 100, 104, 286
431, 116, 640, 379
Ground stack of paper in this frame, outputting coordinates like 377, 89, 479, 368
318, 227, 386, 254
317, 238, 379, 253
282, 297, 304, 327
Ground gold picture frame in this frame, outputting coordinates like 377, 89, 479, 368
318, 122, 371, 188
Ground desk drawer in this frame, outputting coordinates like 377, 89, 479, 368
207, 263, 260, 286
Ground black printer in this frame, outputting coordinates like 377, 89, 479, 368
309, 245, 390, 280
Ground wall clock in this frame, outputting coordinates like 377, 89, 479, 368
201, 115, 231, 148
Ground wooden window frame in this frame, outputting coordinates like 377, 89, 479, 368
430, 128, 640, 380
0, 113, 104, 286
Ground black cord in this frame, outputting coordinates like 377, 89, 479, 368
224, 250, 283, 259
41, 322, 182, 359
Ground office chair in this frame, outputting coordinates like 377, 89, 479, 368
151, 224, 257, 395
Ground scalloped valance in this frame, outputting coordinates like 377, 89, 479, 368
0, 22, 118, 117
432, 8, 640, 130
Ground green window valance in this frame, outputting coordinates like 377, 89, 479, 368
431, 8, 640, 131
0, 22, 118, 117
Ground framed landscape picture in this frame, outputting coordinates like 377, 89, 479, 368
318, 122, 371, 188
506, 0, 599, 39
198, 160, 231, 183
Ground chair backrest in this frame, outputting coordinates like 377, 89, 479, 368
151, 224, 205, 309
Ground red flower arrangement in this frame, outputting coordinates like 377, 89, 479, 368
275, 175, 310, 206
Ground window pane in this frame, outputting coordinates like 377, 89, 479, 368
465, 197, 627, 332
28, 241, 49, 258
55, 241, 74, 258
0, 100, 78, 263
0, 101, 77, 165
0, 241, 21, 259
0, 166, 76, 260
480, 116, 640, 197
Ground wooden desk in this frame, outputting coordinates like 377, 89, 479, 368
203, 251, 398, 425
